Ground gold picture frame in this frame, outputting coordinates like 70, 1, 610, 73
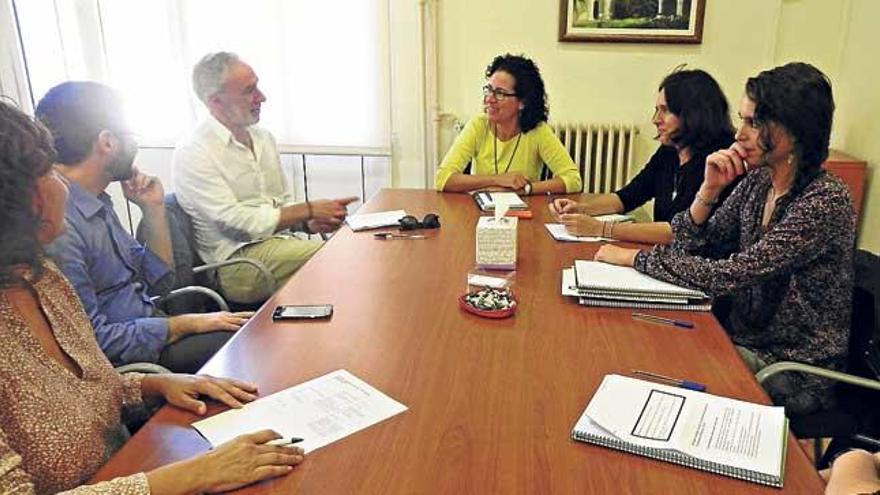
559, 0, 706, 44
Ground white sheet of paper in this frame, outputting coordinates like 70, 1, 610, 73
489, 192, 526, 209
545, 223, 611, 243
346, 210, 407, 231
192, 370, 408, 454
594, 213, 634, 223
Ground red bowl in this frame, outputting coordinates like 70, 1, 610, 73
458, 293, 517, 319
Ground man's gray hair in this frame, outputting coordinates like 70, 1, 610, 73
192, 52, 240, 104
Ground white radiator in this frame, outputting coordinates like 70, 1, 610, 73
549, 122, 639, 193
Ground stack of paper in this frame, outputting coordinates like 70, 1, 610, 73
561, 260, 711, 311
346, 210, 407, 231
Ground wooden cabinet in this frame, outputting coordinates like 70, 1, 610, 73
823, 149, 868, 226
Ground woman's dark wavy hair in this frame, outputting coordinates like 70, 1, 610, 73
745, 62, 834, 197
0, 99, 57, 289
659, 68, 735, 154
485, 54, 548, 133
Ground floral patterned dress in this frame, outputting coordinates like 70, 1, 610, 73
0, 261, 150, 494
634, 168, 855, 412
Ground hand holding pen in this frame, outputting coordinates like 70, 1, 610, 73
187, 431, 306, 493
548, 197, 579, 217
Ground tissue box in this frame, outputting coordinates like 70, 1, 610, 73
476, 216, 517, 270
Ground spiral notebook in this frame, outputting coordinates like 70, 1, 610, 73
561, 268, 712, 311
574, 260, 707, 299
572, 374, 788, 488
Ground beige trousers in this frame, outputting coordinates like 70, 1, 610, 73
218, 236, 323, 304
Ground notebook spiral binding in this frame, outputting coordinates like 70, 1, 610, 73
571, 431, 780, 487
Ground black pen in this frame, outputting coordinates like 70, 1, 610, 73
374, 232, 425, 240
269, 437, 305, 446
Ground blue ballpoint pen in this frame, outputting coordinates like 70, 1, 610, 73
631, 312, 695, 329
632, 370, 707, 392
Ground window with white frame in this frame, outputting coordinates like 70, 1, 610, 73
11, 0, 391, 153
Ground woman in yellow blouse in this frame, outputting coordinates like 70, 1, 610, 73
435, 54, 582, 195
0, 100, 305, 493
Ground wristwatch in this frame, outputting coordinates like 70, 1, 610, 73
523, 181, 533, 196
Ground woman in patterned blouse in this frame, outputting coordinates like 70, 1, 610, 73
594, 62, 855, 415
0, 101, 305, 493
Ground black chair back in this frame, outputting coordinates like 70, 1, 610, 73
135, 194, 219, 312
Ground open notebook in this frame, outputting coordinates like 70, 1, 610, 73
572, 374, 788, 487
472, 191, 528, 211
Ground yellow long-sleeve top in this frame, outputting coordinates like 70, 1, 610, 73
435, 114, 582, 193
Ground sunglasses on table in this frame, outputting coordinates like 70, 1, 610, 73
398, 213, 441, 231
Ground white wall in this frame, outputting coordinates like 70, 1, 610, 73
832, 1, 880, 252
424, 0, 877, 251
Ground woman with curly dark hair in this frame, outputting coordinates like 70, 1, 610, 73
550, 68, 736, 244
435, 54, 582, 195
0, 100, 305, 493
594, 63, 854, 415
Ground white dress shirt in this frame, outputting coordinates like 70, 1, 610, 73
173, 115, 296, 264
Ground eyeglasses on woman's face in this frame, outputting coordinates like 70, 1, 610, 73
482, 84, 518, 102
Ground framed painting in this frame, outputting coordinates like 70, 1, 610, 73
559, 0, 706, 44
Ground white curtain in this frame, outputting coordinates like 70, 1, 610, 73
13, 0, 391, 153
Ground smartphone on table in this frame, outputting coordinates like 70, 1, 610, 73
272, 304, 333, 320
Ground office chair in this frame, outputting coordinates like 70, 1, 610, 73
115, 362, 172, 374
136, 194, 275, 310
539, 163, 553, 181
115, 361, 171, 433
756, 249, 880, 468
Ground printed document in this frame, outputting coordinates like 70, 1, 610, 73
192, 369, 408, 453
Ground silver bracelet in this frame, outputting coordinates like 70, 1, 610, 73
694, 192, 718, 208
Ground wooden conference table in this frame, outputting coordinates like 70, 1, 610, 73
93, 189, 824, 494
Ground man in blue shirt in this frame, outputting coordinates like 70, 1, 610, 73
38, 81, 252, 373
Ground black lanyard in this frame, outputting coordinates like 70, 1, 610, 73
493, 128, 522, 175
